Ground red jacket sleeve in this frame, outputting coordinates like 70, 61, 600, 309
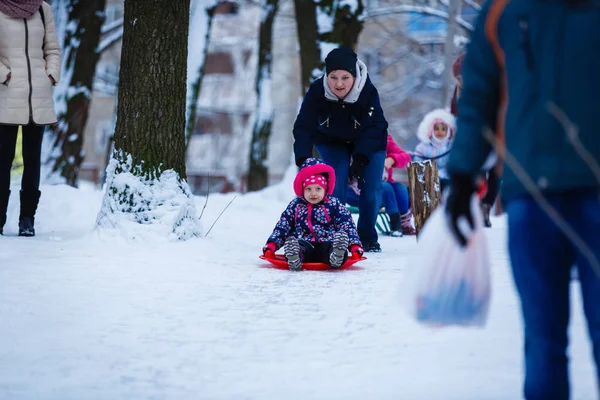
386, 134, 411, 168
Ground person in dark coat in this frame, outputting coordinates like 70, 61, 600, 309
445, 2, 600, 398
293, 46, 388, 252
450, 51, 500, 228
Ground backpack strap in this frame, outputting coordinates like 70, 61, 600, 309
484, 0, 509, 68
39, 5, 46, 50
484, 0, 511, 176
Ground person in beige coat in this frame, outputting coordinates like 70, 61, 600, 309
0, 0, 60, 237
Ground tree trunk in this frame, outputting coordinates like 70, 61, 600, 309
441, 0, 461, 107
45, 0, 107, 187
246, 0, 279, 192
292, 0, 320, 93
114, 0, 189, 177
407, 161, 442, 235
318, 0, 365, 49
293, 0, 365, 93
96, 0, 201, 240
185, 2, 217, 147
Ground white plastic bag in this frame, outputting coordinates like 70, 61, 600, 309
400, 196, 491, 327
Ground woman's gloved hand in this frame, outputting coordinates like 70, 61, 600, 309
445, 173, 476, 247
349, 155, 369, 183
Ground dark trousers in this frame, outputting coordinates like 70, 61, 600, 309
316, 143, 386, 244
0, 124, 45, 192
299, 240, 348, 266
440, 178, 451, 193
506, 191, 600, 399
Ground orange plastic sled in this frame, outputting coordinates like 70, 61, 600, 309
259, 253, 366, 271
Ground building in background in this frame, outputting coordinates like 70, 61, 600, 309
80, 0, 123, 185
359, 0, 480, 157
77, 0, 481, 192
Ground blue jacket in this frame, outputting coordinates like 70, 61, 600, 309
266, 196, 362, 250
293, 76, 388, 162
447, 0, 600, 199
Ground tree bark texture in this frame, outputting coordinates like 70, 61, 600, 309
247, 0, 279, 192
407, 160, 441, 235
47, 0, 106, 187
114, 0, 190, 179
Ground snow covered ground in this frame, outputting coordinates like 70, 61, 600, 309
0, 180, 598, 400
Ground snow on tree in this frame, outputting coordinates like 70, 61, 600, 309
43, 0, 107, 188
246, 0, 279, 192
96, 0, 201, 241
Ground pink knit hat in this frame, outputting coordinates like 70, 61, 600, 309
303, 174, 328, 190
293, 158, 336, 197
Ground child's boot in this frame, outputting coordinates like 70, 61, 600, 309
329, 231, 349, 268
284, 236, 302, 271
401, 209, 417, 236
388, 213, 402, 237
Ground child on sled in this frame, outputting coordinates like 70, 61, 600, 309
262, 158, 363, 271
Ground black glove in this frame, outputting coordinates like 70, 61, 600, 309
445, 173, 476, 247
349, 155, 369, 183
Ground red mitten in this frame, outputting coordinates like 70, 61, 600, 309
262, 242, 277, 258
350, 245, 364, 259
476, 178, 488, 199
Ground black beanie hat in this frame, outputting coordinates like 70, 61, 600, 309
325, 47, 358, 77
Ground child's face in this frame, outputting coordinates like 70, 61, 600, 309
304, 184, 325, 204
433, 123, 449, 140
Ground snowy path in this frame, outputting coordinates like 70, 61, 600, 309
0, 185, 597, 399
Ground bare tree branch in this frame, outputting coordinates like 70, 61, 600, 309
101, 17, 123, 34
365, 6, 474, 32
546, 102, 600, 185
97, 26, 123, 54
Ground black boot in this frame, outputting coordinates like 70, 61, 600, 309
19, 190, 41, 237
364, 241, 382, 253
388, 212, 402, 237
0, 189, 9, 235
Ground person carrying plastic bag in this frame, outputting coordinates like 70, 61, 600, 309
401, 195, 491, 327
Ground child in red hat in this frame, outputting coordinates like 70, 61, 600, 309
262, 158, 363, 270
